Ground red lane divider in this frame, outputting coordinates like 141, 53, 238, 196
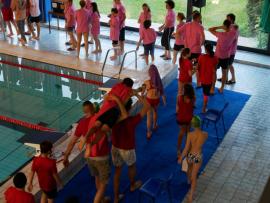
0, 60, 103, 86
0, 115, 55, 132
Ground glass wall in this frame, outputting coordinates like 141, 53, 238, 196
73, 0, 269, 51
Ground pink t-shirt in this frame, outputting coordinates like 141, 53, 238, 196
114, 2, 126, 29
165, 9, 175, 28
75, 8, 90, 33
175, 22, 185, 45
215, 30, 237, 59
65, 5, 76, 28
230, 25, 239, 55
179, 21, 204, 54
91, 12, 100, 37
138, 11, 151, 34
110, 15, 120, 41
141, 27, 156, 45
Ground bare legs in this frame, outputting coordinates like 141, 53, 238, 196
147, 107, 158, 139
177, 125, 188, 155
40, 192, 54, 203
187, 162, 202, 203
228, 64, 236, 82
172, 50, 179, 64
94, 177, 107, 203
92, 36, 102, 54
219, 68, 228, 93
119, 40, 124, 55
67, 31, 77, 49
77, 32, 89, 57
144, 54, 154, 65
30, 22, 41, 40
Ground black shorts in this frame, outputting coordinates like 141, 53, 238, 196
202, 84, 212, 96
176, 120, 190, 126
97, 107, 120, 128
217, 58, 230, 69
112, 40, 118, 45
229, 55, 235, 66
119, 27, 125, 41
144, 43, 155, 56
66, 26, 75, 32
173, 44, 184, 52
43, 188, 58, 199
189, 53, 200, 60
30, 15, 40, 23
161, 27, 174, 50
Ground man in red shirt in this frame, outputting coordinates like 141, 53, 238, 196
63, 101, 95, 167
5, 172, 35, 203
28, 141, 62, 203
111, 94, 149, 203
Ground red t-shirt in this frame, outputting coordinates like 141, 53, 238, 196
179, 58, 193, 83
88, 83, 132, 130
31, 156, 57, 191
5, 187, 35, 203
75, 116, 92, 138
177, 96, 194, 123
198, 54, 218, 85
111, 114, 142, 150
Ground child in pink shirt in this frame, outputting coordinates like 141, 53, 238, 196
109, 7, 120, 60
84, 0, 94, 44
138, 3, 151, 37
113, 0, 126, 54
90, 2, 101, 54
136, 20, 157, 65
75, 0, 90, 57
172, 12, 186, 64
64, 0, 77, 51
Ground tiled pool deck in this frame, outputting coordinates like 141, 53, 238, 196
0, 26, 270, 203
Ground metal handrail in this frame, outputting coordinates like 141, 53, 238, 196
0, 10, 6, 40
101, 46, 120, 77
118, 50, 137, 79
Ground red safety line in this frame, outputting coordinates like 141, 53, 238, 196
0, 115, 55, 132
0, 60, 103, 86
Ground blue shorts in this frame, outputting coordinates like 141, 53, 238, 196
143, 43, 155, 56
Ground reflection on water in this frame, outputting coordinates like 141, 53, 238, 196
0, 53, 104, 131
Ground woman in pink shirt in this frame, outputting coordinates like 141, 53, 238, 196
136, 20, 157, 65
159, 0, 176, 60
91, 2, 101, 54
172, 12, 185, 64
75, 0, 90, 57
109, 8, 120, 60
209, 20, 236, 93
64, 0, 77, 51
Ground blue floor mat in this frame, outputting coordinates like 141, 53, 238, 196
56, 80, 250, 203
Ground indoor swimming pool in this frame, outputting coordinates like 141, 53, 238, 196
0, 53, 108, 185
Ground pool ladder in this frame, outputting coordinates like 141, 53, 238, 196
0, 11, 6, 40
101, 48, 137, 79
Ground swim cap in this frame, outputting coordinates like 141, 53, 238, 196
191, 115, 201, 128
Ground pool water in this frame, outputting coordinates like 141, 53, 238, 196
0, 53, 107, 184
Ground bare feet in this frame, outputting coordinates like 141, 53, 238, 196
187, 192, 193, 203
147, 131, 152, 140
153, 124, 158, 131
98, 49, 102, 53
130, 180, 142, 192
110, 55, 117, 61
92, 50, 98, 54
113, 194, 124, 203
218, 88, 223, 94
7, 33, 13, 37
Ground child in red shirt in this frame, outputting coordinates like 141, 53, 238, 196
79, 78, 134, 150
28, 141, 62, 203
198, 43, 218, 112
176, 84, 195, 161
5, 172, 35, 203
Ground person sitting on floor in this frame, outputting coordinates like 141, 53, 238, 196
111, 93, 150, 203
5, 172, 35, 203
179, 116, 208, 203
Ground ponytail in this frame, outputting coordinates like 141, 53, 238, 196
204, 43, 214, 58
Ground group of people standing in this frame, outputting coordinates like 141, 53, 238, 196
0, 0, 41, 45
2, 1, 241, 203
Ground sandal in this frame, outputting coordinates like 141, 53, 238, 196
226, 80, 236, 85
